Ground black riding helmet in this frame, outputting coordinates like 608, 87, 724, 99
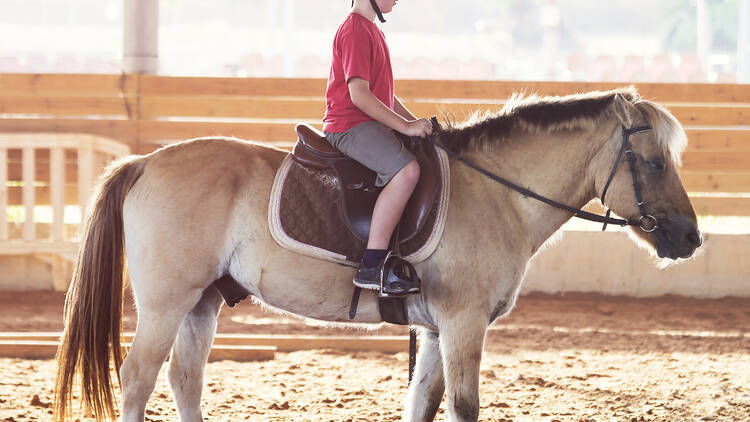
351, 0, 387, 23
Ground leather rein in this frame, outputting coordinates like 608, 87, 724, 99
424, 118, 658, 233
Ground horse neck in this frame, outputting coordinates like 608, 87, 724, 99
450, 124, 611, 254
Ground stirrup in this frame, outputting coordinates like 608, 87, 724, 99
379, 251, 421, 297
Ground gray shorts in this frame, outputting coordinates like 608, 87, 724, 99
325, 121, 416, 187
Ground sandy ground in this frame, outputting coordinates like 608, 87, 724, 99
0, 291, 749, 421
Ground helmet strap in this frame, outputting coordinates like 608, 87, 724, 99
369, 0, 387, 23
353, 0, 386, 23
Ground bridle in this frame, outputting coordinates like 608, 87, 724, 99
424, 117, 659, 233
600, 125, 657, 232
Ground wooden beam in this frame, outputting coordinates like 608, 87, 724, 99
0, 340, 276, 361
395, 80, 750, 103
22, 147, 34, 240
50, 147, 65, 241
0, 119, 138, 147
211, 334, 409, 353
681, 151, 750, 172
0, 333, 410, 354
207, 345, 276, 362
685, 129, 750, 152
0, 240, 78, 256
681, 172, 750, 193
78, 142, 94, 215
0, 73, 138, 96
0, 147, 6, 240
138, 75, 327, 97
138, 97, 750, 127
0, 96, 136, 117
0, 334, 413, 361
673, 105, 750, 126
138, 96, 326, 120
6, 75, 750, 104
136, 76, 750, 103
691, 196, 750, 216
0, 340, 59, 359
137, 120, 303, 144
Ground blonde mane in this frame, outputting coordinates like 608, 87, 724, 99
437, 87, 687, 165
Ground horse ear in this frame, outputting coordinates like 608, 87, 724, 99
612, 93, 635, 127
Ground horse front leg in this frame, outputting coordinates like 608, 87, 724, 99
403, 330, 445, 422
438, 313, 487, 422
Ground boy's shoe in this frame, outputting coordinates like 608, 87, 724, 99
353, 251, 421, 296
353, 264, 384, 290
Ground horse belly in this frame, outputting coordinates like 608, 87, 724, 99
248, 248, 383, 324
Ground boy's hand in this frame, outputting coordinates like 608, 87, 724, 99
401, 118, 433, 137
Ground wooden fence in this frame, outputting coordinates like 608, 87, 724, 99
0, 73, 748, 220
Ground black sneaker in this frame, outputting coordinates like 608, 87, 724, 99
353, 263, 383, 290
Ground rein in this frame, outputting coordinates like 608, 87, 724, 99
424, 117, 658, 233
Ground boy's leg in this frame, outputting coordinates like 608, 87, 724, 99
325, 121, 422, 293
367, 160, 420, 249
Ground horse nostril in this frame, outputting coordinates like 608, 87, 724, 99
686, 230, 703, 247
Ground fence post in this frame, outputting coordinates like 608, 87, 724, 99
0, 147, 6, 240
50, 147, 65, 242
77, 141, 94, 218
22, 147, 34, 241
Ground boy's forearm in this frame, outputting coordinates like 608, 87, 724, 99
393, 96, 417, 120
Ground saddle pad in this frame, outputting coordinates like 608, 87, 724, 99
268, 148, 450, 265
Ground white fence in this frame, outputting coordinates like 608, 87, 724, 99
0, 133, 130, 289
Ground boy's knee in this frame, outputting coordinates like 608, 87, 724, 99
401, 160, 420, 184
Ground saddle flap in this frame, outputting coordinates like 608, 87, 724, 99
398, 137, 442, 242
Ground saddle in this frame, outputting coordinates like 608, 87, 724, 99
291, 124, 441, 243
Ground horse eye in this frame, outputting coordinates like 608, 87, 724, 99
646, 159, 665, 172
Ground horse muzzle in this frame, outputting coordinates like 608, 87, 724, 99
652, 216, 703, 260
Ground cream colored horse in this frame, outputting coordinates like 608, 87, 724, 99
54, 88, 701, 422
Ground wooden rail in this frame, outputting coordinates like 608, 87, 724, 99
0, 333, 409, 360
0, 73, 748, 217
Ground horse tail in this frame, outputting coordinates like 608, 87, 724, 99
53, 154, 146, 422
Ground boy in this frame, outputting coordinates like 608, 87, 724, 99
323, 0, 432, 295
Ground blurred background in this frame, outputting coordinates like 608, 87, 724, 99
0, 0, 747, 82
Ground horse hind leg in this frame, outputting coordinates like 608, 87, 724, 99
168, 286, 223, 422
403, 329, 445, 422
119, 282, 205, 422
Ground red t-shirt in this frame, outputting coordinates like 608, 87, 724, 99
322, 13, 394, 133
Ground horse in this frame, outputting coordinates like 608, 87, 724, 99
53, 87, 702, 422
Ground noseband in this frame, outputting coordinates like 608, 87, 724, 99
424, 117, 658, 232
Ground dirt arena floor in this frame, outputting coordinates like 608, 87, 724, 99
0, 290, 749, 421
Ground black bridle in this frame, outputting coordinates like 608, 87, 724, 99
600, 125, 657, 232
424, 117, 659, 233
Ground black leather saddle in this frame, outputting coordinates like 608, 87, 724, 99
290, 123, 442, 244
